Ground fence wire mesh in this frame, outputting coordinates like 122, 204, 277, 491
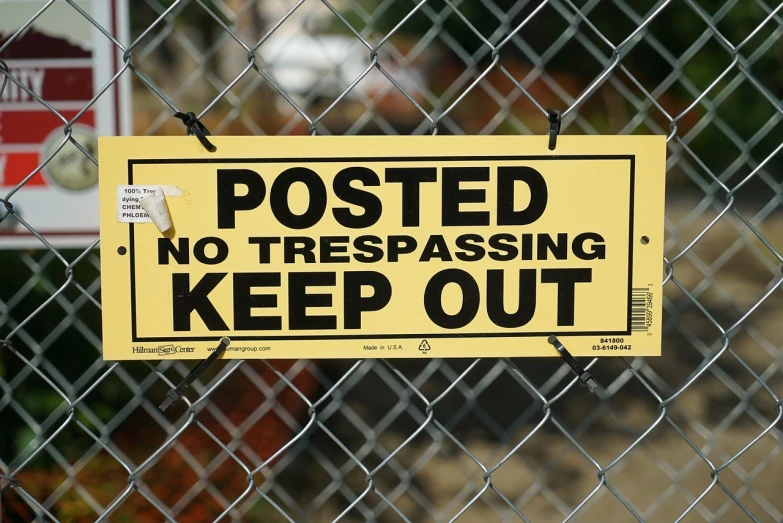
2, 0, 783, 521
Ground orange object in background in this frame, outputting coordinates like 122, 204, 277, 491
5, 360, 319, 522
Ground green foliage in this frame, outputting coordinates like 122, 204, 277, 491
337, 0, 782, 193
0, 249, 103, 465
129, 0, 226, 36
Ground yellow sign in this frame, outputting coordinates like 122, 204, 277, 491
98, 136, 665, 360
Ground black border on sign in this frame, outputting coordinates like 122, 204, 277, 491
128, 155, 635, 341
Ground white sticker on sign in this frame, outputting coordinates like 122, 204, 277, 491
116, 185, 181, 223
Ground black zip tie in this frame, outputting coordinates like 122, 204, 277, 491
547, 109, 562, 151
548, 335, 598, 392
173, 111, 217, 153
159, 337, 230, 412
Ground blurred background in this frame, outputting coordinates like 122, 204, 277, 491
1, 0, 783, 521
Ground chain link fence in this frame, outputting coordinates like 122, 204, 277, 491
2, 0, 783, 521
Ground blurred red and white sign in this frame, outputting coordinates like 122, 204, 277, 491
0, 0, 131, 249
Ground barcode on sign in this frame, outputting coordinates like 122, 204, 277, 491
631, 288, 650, 332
